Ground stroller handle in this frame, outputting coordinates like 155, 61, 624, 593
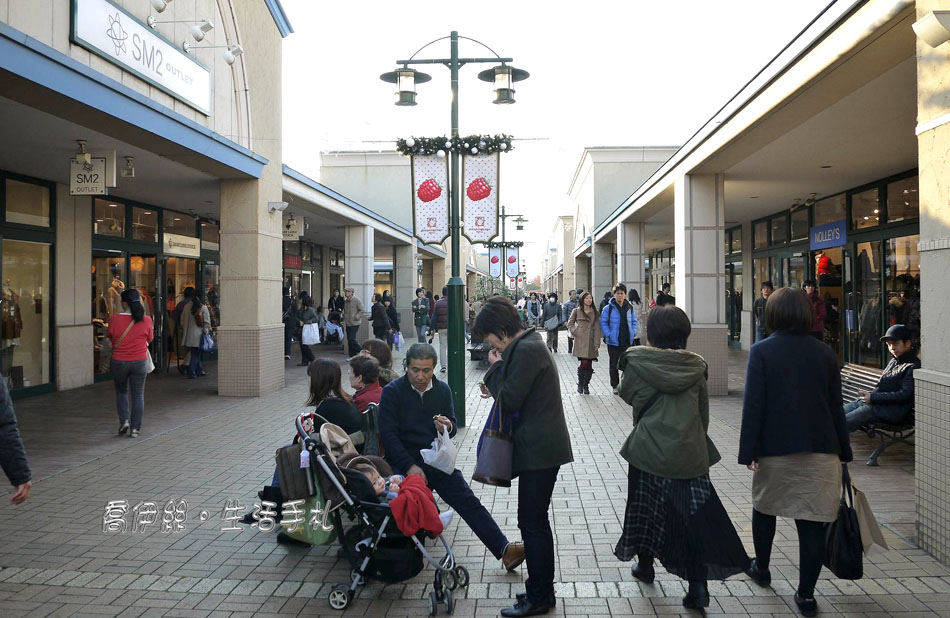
296, 415, 316, 451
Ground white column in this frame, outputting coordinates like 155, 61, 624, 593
591, 242, 614, 302
574, 255, 590, 293
344, 225, 375, 310
394, 241, 417, 333
674, 173, 727, 395
617, 221, 646, 300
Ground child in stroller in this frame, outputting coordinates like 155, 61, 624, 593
295, 417, 468, 614
351, 459, 455, 529
324, 307, 345, 346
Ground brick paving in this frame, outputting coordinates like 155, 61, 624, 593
0, 332, 946, 617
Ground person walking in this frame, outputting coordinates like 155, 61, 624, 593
426, 290, 436, 319
0, 379, 31, 504
739, 287, 853, 618
474, 298, 573, 617
656, 282, 675, 307
412, 287, 430, 343
296, 294, 318, 367
384, 295, 400, 347
803, 279, 826, 341
343, 287, 365, 357
107, 289, 154, 437
282, 286, 296, 360
432, 287, 450, 373
753, 281, 774, 343
180, 288, 211, 379
615, 305, 748, 610
567, 292, 603, 395
371, 293, 393, 348
561, 290, 578, 354
628, 289, 644, 346
600, 283, 638, 395
598, 291, 611, 314
541, 292, 562, 353
524, 293, 542, 327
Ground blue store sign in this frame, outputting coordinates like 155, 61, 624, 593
810, 219, 847, 251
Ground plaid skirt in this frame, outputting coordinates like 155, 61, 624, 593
614, 464, 748, 581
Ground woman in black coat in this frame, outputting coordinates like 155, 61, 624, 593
370, 293, 393, 348
738, 287, 852, 618
475, 297, 574, 618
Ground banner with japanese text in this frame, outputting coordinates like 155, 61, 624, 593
488, 246, 502, 277
411, 155, 450, 245
461, 152, 499, 242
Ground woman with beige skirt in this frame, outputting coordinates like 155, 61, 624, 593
739, 287, 853, 618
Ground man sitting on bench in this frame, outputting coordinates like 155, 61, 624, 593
845, 324, 920, 432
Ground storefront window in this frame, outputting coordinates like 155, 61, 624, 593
731, 229, 741, 254
94, 199, 126, 237
302, 243, 312, 265
790, 208, 809, 242
1, 240, 51, 391
202, 262, 220, 328
753, 257, 769, 292
92, 252, 126, 373
885, 235, 920, 352
783, 255, 805, 289
770, 214, 787, 245
163, 211, 196, 237
851, 240, 883, 368
284, 241, 301, 256
887, 176, 919, 224
813, 194, 845, 226
200, 221, 220, 251
5, 179, 50, 227
754, 221, 768, 249
726, 261, 742, 343
131, 207, 158, 242
851, 187, 880, 230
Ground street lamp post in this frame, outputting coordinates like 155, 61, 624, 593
381, 32, 528, 427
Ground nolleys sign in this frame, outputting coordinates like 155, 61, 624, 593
810, 219, 847, 251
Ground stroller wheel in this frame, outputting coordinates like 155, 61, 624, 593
429, 591, 439, 616
454, 566, 469, 588
443, 588, 455, 614
328, 584, 352, 610
444, 569, 458, 591
350, 569, 366, 586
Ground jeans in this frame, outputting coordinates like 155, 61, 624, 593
416, 323, 428, 343
300, 342, 315, 364
283, 321, 293, 357
415, 461, 509, 559
845, 400, 875, 431
518, 466, 560, 603
438, 331, 448, 370
607, 345, 625, 388
346, 325, 361, 357
111, 359, 148, 430
752, 509, 825, 598
188, 347, 204, 377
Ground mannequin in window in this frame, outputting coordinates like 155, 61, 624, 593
1, 283, 23, 378
106, 274, 125, 317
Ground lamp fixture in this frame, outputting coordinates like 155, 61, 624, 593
147, 17, 213, 42
477, 64, 530, 104
267, 201, 288, 213
379, 66, 432, 106
804, 192, 817, 207
149, 0, 173, 13
121, 156, 135, 178
913, 10, 950, 47
75, 140, 91, 165
181, 41, 243, 65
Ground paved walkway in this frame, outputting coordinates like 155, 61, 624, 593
0, 333, 945, 617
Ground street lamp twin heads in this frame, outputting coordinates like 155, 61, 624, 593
380, 63, 529, 106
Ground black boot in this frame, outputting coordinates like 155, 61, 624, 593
583, 368, 592, 395
630, 556, 655, 583
682, 580, 710, 609
577, 367, 584, 394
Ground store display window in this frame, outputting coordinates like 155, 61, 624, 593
814, 194, 846, 226
200, 221, 220, 251
5, 179, 50, 227
851, 187, 880, 230
886, 176, 919, 224
1, 240, 51, 391
790, 208, 809, 242
132, 207, 158, 242
885, 235, 921, 354
163, 211, 196, 237
754, 221, 768, 249
94, 199, 126, 236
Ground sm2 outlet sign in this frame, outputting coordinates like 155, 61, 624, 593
70, 157, 108, 196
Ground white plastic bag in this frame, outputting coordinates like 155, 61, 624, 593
302, 323, 321, 345
420, 426, 458, 475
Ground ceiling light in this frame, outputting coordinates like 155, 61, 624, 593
873, 209, 879, 214
821, 165, 832, 169
144, 211, 152, 215
174, 217, 181, 221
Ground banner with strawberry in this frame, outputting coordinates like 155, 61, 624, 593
461, 152, 500, 243
411, 154, 450, 245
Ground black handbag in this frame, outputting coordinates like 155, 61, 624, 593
823, 464, 863, 580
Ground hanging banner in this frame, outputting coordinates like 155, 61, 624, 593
505, 246, 519, 279
488, 246, 502, 278
461, 152, 499, 242
411, 154, 450, 245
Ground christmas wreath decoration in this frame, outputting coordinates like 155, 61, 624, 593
396, 134, 513, 158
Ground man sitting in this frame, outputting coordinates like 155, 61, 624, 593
845, 324, 920, 432
378, 342, 525, 571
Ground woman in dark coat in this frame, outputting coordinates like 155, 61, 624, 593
475, 297, 573, 618
370, 293, 393, 348
739, 287, 853, 618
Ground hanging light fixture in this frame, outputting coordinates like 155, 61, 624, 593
477, 64, 530, 104
379, 66, 432, 106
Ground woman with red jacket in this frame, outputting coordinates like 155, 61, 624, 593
106, 289, 154, 438
803, 280, 826, 341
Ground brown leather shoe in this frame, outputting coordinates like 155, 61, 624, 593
502, 542, 526, 571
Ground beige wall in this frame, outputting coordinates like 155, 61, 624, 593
319, 152, 412, 230
54, 187, 93, 390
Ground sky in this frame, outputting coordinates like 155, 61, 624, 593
281, 0, 832, 278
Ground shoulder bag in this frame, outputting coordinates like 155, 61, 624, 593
472, 399, 514, 487
823, 464, 864, 579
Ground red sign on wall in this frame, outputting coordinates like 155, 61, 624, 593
284, 255, 302, 269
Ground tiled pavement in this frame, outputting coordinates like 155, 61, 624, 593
0, 333, 947, 617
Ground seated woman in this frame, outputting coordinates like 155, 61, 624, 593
350, 356, 383, 413
359, 338, 399, 386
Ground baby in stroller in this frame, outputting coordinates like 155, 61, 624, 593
324, 307, 345, 345
350, 459, 455, 531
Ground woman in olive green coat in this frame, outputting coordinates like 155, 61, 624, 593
615, 305, 748, 611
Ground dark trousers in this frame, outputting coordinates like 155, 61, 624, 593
607, 345, 625, 388
416, 460, 508, 559
546, 329, 558, 351
518, 466, 560, 603
567, 337, 574, 354
283, 322, 293, 356
346, 325, 361, 357
374, 327, 393, 349
188, 347, 203, 377
110, 359, 148, 430
300, 342, 315, 364
752, 509, 825, 598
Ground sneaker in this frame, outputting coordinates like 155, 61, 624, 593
612, 386, 619, 395
438, 509, 455, 529
118, 420, 130, 436
130, 429, 140, 438
285, 355, 291, 360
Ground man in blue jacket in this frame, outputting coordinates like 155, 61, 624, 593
601, 283, 638, 394
378, 343, 525, 571
845, 324, 920, 431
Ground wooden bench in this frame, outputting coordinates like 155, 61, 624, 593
840, 363, 915, 467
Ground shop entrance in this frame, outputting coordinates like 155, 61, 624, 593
725, 261, 742, 345
93, 251, 160, 375
163, 257, 198, 372
810, 247, 844, 362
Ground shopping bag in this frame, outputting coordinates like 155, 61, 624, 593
144, 349, 155, 373
393, 331, 402, 351
281, 472, 338, 546
200, 332, 215, 352
302, 323, 321, 346
472, 400, 514, 487
420, 426, 458, 475
823, 464, 863, 579
852, 482, 889, 556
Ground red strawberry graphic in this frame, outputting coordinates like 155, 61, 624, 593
467, 177, 491, 201
417, 179, 442, 203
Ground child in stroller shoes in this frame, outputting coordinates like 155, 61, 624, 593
356, 463, 455, 533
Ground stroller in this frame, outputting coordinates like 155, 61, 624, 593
324, 309, 344, 347
295, 416, 469, 614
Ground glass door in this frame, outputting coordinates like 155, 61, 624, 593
813, 247, 844, 362
129, 254, 160, 369
92, 250, 127, 376
849, 241, 884, 368
725, 261, 742, 345
164, 257, 198, 371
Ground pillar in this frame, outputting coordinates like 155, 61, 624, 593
54, 188, 93, 390
432, 257, 448, 297
574, 255, 590, 293
740, 220, 754, 351
914, 1, 950, 566
394, 241, 417, 334
591, 241, 614, 303
617, 221, 646, 301
674, 173, 727, 396
422, 258, 435, 293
